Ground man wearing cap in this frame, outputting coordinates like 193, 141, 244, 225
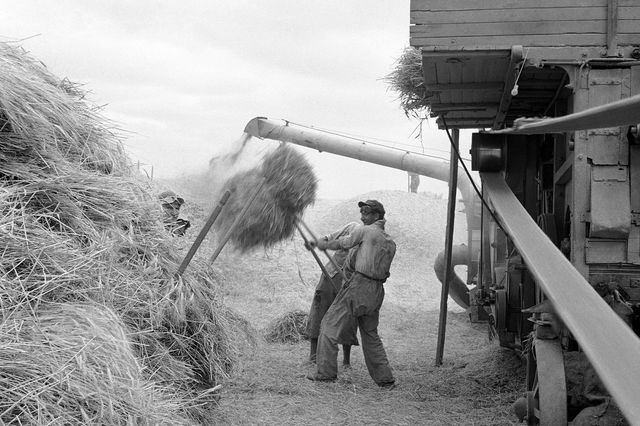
158, 190, 191, 237
307, 199, 397, 388
305, 221, 359, 366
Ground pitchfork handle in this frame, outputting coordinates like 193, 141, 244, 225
297, 217, 348, 282
295, 223, 340, 292
176, 189, 232, 277
209, 177, 267, 264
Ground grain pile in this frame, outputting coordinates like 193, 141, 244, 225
0, 43, 246, 425
214, 144, 317, 252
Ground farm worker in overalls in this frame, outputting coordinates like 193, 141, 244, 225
306, 222, 359, 365
308, 200, 397, 389
158, 190, 191, 237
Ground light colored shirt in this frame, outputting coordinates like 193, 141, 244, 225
335, 219, 396, 281
323, 222, 359, 276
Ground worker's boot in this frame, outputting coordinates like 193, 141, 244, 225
342, 344, 351, 369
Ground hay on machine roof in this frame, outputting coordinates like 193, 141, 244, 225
384, 46, 431, 118
0, 43, 251, 424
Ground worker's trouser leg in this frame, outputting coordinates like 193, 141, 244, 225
316, 329, 339, 379
309, 338, 318, 362
359, 314, 394, 385
342, 344, 351, 365
306, 273, 340, 339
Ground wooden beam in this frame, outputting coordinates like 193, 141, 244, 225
418, 46, 640, 63
427, 82, 504, 92
435, 117, 495, 129
421, 47, 511, 59
493, 46, 524, 129
429, 102, 498, 112
607, 0, 620, 56
410, 21, 608, 37
411, 7, 611, 24
411, 34, 615, 49
410, 0, 637, 11
435, 128, 459, 366
414, 6, 640, 25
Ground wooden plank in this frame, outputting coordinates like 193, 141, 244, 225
429, 102, 498, 112
607, 0, 620, 56
435, 116, 495, 127
493, 48, 523, 129
411, 34, 626, 48
426, 82, 504, 91
440, 114, 497, 121
571, 74, 591, 279
411, 21, 608, 37
411, 0, 637, 11
411, 7, 614, 24
436, 122, 495, 129
510, 92, 564, 99
411, 7, 640, 24
420, 46, 639, 62
420, 47, 512, 58
423, 53, 511, 87
481, 172, 640, 425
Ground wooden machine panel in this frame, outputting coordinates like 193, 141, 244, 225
410, 0, 640, 49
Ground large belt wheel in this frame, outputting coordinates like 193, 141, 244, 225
495, 289, 515, 348
525, 336, 567, 425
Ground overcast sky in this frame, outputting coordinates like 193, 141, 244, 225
1, 1, 469, 199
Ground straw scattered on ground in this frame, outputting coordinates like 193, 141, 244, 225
264, 310, 310, 344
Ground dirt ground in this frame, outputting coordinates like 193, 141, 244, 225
179, 189, 525, 425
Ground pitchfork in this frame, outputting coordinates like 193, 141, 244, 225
295, 216, 347, 292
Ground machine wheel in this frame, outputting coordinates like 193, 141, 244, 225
525, 337, 567, 425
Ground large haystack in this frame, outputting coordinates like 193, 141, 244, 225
0, 43, 246, 424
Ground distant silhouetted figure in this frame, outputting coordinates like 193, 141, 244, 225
408, 172, 420, 193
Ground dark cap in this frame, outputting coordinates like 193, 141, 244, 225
159, 190, 184, 206
358, 199, 385, 215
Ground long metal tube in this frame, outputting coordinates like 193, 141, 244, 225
243, 117, 476, 208
482, 172, 640, 424
433, 244, 470, 309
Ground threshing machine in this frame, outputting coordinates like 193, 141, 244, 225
245, 0, 640, 424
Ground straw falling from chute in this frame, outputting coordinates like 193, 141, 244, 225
213, 143, 318, 252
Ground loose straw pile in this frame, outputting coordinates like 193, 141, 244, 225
264, 310, 310, 343
0, 43, 251, 424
